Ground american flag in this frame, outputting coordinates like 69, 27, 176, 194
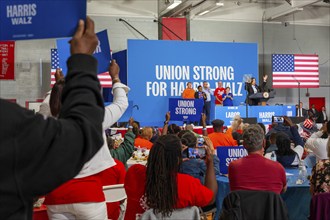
272, 54, 319, 88
50, 49, 112, 88
50, 48, 59, 87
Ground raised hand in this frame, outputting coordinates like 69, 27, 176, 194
70, 17, 98, 55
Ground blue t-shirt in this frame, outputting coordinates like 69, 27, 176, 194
222, 93, 233, 106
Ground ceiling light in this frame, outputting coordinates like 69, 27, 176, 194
167, 0, 182, 10
216, 2, 224, 6
197, 10, 210, 16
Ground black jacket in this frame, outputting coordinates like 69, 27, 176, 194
0, 54, 105, 220
220, 190, 289, 220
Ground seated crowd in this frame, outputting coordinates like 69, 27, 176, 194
33, 20, 329, 220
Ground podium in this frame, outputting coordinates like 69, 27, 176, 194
249, 91, 275, 106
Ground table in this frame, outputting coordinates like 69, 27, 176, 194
215, 168, 311, 220
126, 158, 147, 168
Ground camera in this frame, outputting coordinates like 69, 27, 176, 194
188, 147, 206, 159
273, 116, 284, 124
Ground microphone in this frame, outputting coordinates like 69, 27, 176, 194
118, 18, 149, 40
153, 19, 184, 41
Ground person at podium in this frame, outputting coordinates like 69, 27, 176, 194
246, 75, 268, 106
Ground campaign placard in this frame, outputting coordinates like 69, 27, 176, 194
217, 146, 248, 174
56, 30, 111, 75
0, 0, 86, 40
168, 98, 204, 122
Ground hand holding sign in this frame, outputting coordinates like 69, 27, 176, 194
70, 17, 98, 55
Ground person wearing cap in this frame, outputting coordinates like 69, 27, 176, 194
206, 119, 237, 148
299, 118, 319, 142
305, 121, 330, 163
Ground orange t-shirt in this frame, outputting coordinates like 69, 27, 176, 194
182, 88, 195, 99
208, 132, 237, 148
134, 137, 153, 149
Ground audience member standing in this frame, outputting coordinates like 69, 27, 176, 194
305, 122, 330, 162
182, 82, 195, 99
222, 87, 234, 106
309, 104, 319, 120
296, 101, 308, 118
214, 81, 225, 106
229, 125, 287, 194
45, 58, 129, 219
317, 106, 328, 123
202, 81, 212, 125
0, 17, 106, 219
206, 119, 237, 147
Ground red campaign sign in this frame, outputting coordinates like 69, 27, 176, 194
0, 41, 15, 80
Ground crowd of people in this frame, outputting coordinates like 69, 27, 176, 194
1, 17, 330, 220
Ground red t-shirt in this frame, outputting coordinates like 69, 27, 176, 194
44, 174, 104, 205
214, 87, 225, 105
98, 159, 126, 220
208, 132, 238, 148
124, 164, 213, 220
228, 154, 286, 194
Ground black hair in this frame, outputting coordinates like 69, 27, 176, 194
276, 132, 296, 156
145, 135, 182, 217
49, 79, 65, 117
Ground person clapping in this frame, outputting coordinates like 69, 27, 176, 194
222, 87, 234, 106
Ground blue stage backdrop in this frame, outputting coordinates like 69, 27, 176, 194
127, 40, 258, 126
0, 0, 86, 40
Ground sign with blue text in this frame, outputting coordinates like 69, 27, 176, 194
215, 105, 296, 126
56, 30, 111, 75
0, 0, 86, 40
248, 105, 296, 124
168, 98, 203, 122
128, 40, 258, 126
217, 146, 248, 175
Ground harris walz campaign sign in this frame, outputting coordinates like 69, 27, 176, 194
0, 0, 86, 40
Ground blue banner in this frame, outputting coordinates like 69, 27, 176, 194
217, 146, 248, 174
127, 40, 258, 126
215, 106, 246, 126
0, 0, 86, 40
248, 105, 296, 124
56, 30, 111, 75
215, 105, 296, 126
168, 98, 203, 122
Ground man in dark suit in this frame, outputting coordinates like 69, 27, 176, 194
309, 104, 319, 120
246, 75, 267, 106
296, 101, 308, 118
317, 106, 328, 123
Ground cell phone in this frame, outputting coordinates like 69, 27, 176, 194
273, 116, 284, 123
197, 137, 205, 147
188, 147, 206, 159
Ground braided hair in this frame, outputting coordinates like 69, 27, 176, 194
145, 135, 182, 217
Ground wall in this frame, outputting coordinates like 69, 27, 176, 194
1, 16, 329, 117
